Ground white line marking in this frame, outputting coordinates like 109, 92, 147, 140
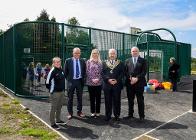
144, 135, 159, 140
0, 87, 14, 99
188, 110, 196, 114
0, 87, 69, 140
132, 109, 191, 140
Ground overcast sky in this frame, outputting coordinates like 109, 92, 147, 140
1, 0, 196, 57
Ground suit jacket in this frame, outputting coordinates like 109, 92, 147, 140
125, 56, 147, 87
102, 60, 124, 89
64, 58, 86, 84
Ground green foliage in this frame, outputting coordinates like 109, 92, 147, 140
0, 90, 60, 140
11, 99, 20, 104
66, 17, 91, 58
0, 127, 14, 134
19, 128, 58, 140
2, 103, 10, 107
191, 57, 196, 71
36, 9, 57, 22
146, 55, 162, 72
68, 17, 80, 25
20, 121, 30, 128
16, 10, 61, 63
51, 17, 56, 22
23, 18, 30, 22
0, 29, 3, 35
36, 9, 50, 21
66, 29, 89, 45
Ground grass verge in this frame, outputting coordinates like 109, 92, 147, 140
0, 89, 63, 140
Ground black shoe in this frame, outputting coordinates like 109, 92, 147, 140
105, 117, 111, 122
139, 117, 145, 121
51, 124, 60, 129
115, 117, 120, 121
123, 115, 134, 120
56, 120, 66, 125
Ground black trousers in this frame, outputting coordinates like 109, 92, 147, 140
88, 85, 102, 113
126, 84, 145, 118
171, 79, 177, 91
103, 84, 121, 119
67, 79, 83, 115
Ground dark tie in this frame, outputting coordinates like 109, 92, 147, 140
76, 59, 80, 78
133, 57, 137, 67
111, 60, 114, 65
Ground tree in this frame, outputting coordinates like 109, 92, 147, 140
51, 17, 56, 22
67, 17, 80, 26
191, 57, 196, 71
24, 18, 30, 22
0, 29, 3, 35
33, 10, 62, 60
36, 9, 50, 21
66, 17, 91, 58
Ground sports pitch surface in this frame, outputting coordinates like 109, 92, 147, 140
14, 88, 196, 140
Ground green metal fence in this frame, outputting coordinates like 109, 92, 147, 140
0, 21, 191, 98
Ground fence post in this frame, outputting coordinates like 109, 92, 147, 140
193, 80, 196, 112
61, 23, 65, 63
122, 33, 125, 61
13, 25, 16, 94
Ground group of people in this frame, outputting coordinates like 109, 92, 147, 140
45, 46, 179, 129
26, 62, 51, 88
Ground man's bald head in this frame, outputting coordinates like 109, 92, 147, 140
131, 47, 139, 57
73, 47, 81, 59
108, 48, 117, 60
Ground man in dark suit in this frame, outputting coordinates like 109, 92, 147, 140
64, 47, 86, 119
125, 47, 147, 121
102, 48, 124, 121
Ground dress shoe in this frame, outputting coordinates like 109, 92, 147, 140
56, 120, 66, 125
51, 124, 60, 130
105, 117, 111, 122
139, 117, 145, 121
115, 117, 120, 121
77, 112, 85, 118
123, 115, 134, 120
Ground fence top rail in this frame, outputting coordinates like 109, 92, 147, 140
0, 21, 191, 46
1, 21, 139, 37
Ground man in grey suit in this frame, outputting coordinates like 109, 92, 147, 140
64, 47, 86, 119
125, 47, 147, 121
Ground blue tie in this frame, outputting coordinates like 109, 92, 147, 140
76, 59, 80, 78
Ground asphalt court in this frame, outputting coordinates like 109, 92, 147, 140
12, 88, 195, 140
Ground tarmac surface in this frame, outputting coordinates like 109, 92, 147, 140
14, 89, 195, 140
1, 75, 196, 140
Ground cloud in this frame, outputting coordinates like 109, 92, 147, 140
192, 48, 196, 58
0, 0, 195, 57
1, 0, 196, 32
58, 0, 196, 33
